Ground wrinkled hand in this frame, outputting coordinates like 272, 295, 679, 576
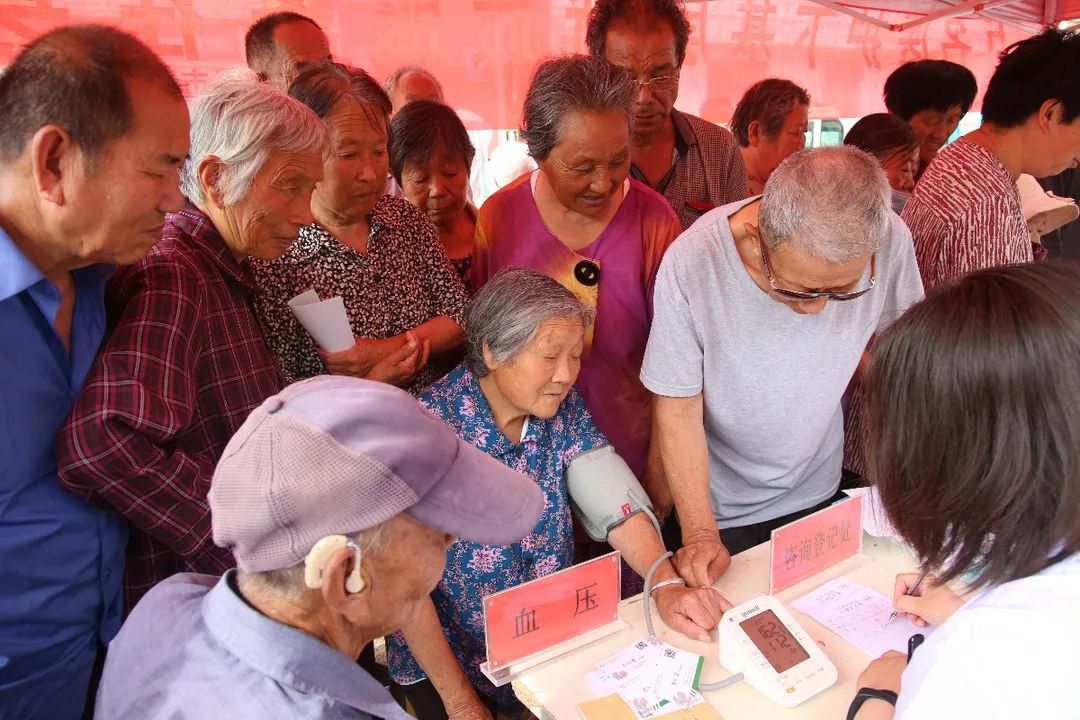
892, 573, 964, 628
653, 584, 732, 642
364, 332, 430, 387
318, 336, 403, 378
673, 539, 731, 588
443, 692, 493, 720
856, 650, 906, 694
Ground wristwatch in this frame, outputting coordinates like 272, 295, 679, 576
846, 687, 898, 720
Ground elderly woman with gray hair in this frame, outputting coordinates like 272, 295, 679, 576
252, 62, 468, 394
386, 267, 731, 719
471, 54, 681, 528
56, 69, 326, 606
731, 78, 810, 195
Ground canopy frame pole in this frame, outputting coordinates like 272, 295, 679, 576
977, 11, 1043, 30
1043, 0, 1060, 24
805, 0, 1034, 32
803, 0, 896, 29
890, 0, 1026, 31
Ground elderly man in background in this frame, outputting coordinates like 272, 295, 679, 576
94, 377, 545, 719
57, 70, 326, 608
730, 78, 811, 196
586, 0, 747, 229
245, 11, 332, 89
0, 26, 188, 719
384, 65, 444, 115
643, 147, 924, 587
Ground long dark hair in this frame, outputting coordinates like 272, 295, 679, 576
864, 262, 1080, 589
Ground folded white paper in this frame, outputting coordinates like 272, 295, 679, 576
288, 290, 354, 353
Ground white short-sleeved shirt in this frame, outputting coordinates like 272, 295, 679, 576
897, 553, 1080, 719
640, 198, 924, 528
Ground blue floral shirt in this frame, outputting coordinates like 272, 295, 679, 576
386, 364, 607, 712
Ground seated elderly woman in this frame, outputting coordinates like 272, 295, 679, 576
386, 267, 730, 719
57, 69, 326, 607
472, 54, 682, 514
390, 99, 477, 284
252, 63, 468, 394
844, 113, 921, 215
848, 262, 1080, 720
93, 377, 545, 719
731, 78, 810, 195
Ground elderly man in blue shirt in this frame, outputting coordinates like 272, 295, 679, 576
94, 377, 544, 719
0, 26, 189, 719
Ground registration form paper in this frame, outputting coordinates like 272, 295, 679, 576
791, 576, 930, 658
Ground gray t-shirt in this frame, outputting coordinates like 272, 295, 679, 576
641, 198, 924, 528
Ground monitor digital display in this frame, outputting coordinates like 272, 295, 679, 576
740, 609, 810, 674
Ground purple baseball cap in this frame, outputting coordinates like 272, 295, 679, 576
209, 375, 544, 573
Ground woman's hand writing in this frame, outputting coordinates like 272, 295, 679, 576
892, 573, 965, 628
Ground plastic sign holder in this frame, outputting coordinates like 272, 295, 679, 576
480, 552, 628, 687
769, 495, 863, 595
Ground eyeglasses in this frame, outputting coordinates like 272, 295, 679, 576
630, 74, 678, 92
748, 225, 876, 302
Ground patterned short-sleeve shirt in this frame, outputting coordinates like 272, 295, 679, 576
385, 364, 607, 713
251, 195, 468, 392
902, 138, 1031, 289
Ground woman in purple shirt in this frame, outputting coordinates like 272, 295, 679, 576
472, 54, 681, 519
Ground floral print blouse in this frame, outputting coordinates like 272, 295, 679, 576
385, 364, 607, 712
251, 195, 468, 394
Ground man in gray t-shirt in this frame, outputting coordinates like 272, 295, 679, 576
641, 146, 924, 585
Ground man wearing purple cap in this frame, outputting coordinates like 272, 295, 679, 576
92, 376, 545, 720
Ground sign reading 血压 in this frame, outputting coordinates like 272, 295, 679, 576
483, 552, 621, 670
769, 496, 863, 595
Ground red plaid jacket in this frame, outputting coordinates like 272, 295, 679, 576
58, 208, 283, 608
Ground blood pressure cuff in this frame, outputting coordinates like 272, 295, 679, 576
566, 445, 653, 542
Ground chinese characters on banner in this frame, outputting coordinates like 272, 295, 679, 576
484, 552, 621, 670
769, 495, 863, 595
0, 0, 1032, 130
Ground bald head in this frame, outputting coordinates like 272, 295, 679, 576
384, 66, 444, 114
245, 12, 331, 90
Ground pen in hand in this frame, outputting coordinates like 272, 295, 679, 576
886, 571, 928, 626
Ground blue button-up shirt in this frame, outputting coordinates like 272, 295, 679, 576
95, 572, 412, 720
0, 226, 126, 719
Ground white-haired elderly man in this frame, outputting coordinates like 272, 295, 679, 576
93, 376, 546, 719
643, 146, 924, 587
57, 69, 327, 608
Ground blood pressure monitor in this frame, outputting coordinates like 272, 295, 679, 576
718, 595, 837, 707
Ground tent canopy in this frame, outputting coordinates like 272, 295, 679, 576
802, 0, 1065, 33
0, 0, 1036, 128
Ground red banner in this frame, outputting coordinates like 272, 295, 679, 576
0, 0, 1029, 129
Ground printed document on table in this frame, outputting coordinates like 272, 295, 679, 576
586, 639, 705, 720
791, 576, 930, 657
